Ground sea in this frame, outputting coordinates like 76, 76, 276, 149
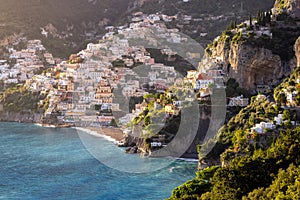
0, 122, 197, 200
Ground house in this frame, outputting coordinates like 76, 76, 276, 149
195, 74, 214, 90
165, 104, 180, 115
297, 76, 300, 84
198, 88, 211, 100
151, 142, 162, 147
95, 86, 113, 103
186, 70, 198, 79
250, 122, 275, 134
257, 85, 271, 94
274, 114, 284, 125
173, 101, 183, 108
122, 85, 137, 97
286, 91, 298, 106
98, 116, 115, 126
228, 95, 249, 107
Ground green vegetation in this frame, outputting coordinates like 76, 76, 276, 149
200, 95, 280, 161
274, 0, 290, 13
169, 127, 300, 199
274, 67, 300, 106
226, 78, 250, 97
170, 32, 300, 199
130, 91, 180, 140
170, 166, 220, 200
246, 164, 300, 199
256, 10, 272, 26
0, 85, 44, 112
205, 8, 300, 62
0, 0, 131, 58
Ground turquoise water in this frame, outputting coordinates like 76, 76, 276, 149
0, 123, 197, 200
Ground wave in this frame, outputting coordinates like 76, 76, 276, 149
34, 123, 56, 128
73, 127, 118, 144
169, 166, 183, 173
176, 158, 199, 162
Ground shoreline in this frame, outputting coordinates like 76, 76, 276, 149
74, 126, 125, 143
7, 122, 199, 160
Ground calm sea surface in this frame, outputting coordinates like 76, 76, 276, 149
0, 123, 197, 200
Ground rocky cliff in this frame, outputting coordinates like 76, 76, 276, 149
295, 36, 300, 67
205, 39, 283, 91
273, 0, 300, 18
203, 9, 300, 91
0, 111, 42, 123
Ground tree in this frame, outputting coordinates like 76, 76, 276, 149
283, 110, 291, 121
144, 115, 151, 126
278, 93, 287, 105
246, 164, 300, 200
110, 118, 117, 127
233, 129, 247, 146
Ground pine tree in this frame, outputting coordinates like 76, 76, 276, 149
257, 10, 262, 25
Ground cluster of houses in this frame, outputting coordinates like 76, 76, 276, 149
1, 11, 252, 132
0, 40, 55, 84
25, 17, 192, 127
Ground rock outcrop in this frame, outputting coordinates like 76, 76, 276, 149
0, 111, 42, 123
203, 39, 283, 91
273, 0, 300, 18
295, 36, 300, 67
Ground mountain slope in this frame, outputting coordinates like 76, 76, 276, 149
0, 0, 275, 58
0, 0, 131, 58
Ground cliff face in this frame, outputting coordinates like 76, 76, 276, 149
205, 40, 283, 91
295, 36, 300, 67
273, 0, 300, 18
0, 111, 42, 123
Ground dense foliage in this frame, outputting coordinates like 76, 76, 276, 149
0, 85, 44, 112
274, 67, 300, 106
169, 127, 300, 199
206, 10, 300, 62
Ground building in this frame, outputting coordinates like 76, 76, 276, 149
165, 104, 180, 116
256, 85, 271, 94
274, 114, 284, 125
228, 95, 249, 107
195, 74, 214, 90
286, 91, 298, 106
251, 122, 275, 134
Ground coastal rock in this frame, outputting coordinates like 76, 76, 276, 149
0, 111, 42, 123
125, 146, 138, 154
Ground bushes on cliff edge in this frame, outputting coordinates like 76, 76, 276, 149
169, 127, 300, 199
0, 85, 43, 112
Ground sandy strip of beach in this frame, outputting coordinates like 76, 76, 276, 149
85, 127, 125, 142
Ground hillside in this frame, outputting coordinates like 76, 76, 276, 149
0, 0, 275, 59
0, 0, 131, 58
169, 42, 300, 200
169, 0, 300, 198
128, 0, 275, 46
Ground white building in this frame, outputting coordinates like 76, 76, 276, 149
251, 122, 275, 134
195, 74, 214, 90
151, 142, 162, 147
228, 95, 249, 107
274, 114, 284, 125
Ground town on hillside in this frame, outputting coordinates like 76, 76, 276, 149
0, 10, 299, 152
